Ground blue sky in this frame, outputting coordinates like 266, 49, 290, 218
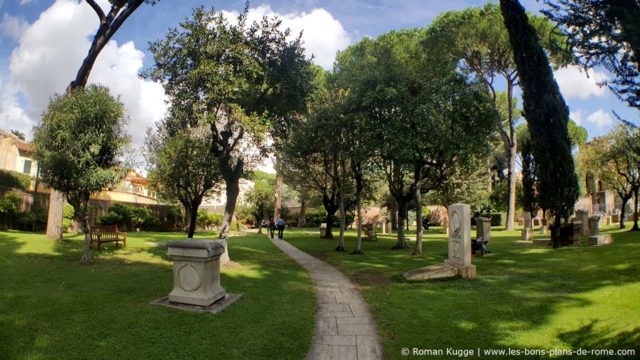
0, 0, 638, 152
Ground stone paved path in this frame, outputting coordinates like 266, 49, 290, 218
270, 237, 384, 360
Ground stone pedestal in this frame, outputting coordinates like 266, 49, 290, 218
575, 210, 590, 235
320, 223, 327, 238
167, 239, 226, 307
476, 217, 491, 242
522, 228, 533, 241
588, 216, 600, 236
589, 234, 613, 246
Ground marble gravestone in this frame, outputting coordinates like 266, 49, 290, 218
402, 203, 476, 280
575, 210, 590, 236
476, 217, 491, 243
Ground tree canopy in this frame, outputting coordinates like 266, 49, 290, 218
33, 85, 129, 262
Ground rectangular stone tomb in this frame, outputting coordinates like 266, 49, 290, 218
167, 239, 227, 307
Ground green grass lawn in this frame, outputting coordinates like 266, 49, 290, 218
285, 224, 640, 359
0, 230, 314, 360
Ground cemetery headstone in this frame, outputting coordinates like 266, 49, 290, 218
575, 210, 590, 236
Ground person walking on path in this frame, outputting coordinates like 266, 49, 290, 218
267, 217, 275, 239
277, 217, 286, 240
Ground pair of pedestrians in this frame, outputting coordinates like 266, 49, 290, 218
267, 217, 286, 240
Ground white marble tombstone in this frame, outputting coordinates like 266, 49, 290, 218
445, 203, 476, 279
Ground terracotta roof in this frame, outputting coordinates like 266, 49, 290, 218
128, 176, 148, 185
15, 141, 33, 153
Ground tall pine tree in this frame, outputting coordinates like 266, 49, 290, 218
500, 0, 579, 247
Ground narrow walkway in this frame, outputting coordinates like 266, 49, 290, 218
270, 237, 383, 360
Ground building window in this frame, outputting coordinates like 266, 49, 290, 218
23, 160, 32, 174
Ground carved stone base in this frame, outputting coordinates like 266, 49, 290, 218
522, 228, 533, 241
168, 239, 226, 307
401, 262, 477, 281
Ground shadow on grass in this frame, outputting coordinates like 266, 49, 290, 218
0, 230, 315, 360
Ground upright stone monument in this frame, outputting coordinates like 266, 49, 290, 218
167, 239, 226, 306
575, 210, 590, 236
522, 211, 533, 241
445, 204, 476, 279
401, 203, 476, 280
588, 216, 600, 236
476, 217, 491, 242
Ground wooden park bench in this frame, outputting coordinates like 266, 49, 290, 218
90, 225, 127, 250
364, 227, 377, 241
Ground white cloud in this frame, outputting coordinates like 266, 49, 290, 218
554, 65, 609, 99
1, 13, 30, 41
2, 0, 167, 148
570, 109, 583, 125
586, 110, 614, 128
223, 4, 351, 69
20, 0, 34, 5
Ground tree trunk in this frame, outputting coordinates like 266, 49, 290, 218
298, 197, 307, 228
220, 179, 240, 239
183, 204, 191, 233
505, 80, 517, 231
551, 215, 561, 249
390, 203, 398, 231
325, 212, 335, 239
187, 205, 198, 238
46, 190, 64, 240
351, 194, 363, 255
80, 202, 92, 264
274, 170, 282, 222
413, 189, 423, 256
336, 198, 346, 251
392, 200, 409, 249
619, 193, 630, 229
632, 187, 639, 231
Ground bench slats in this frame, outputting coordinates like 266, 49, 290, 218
90, 225, 127, 250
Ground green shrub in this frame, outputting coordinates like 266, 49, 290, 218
96, 212, 123, 226
197, 210, 222, 229
0, 191, 20, 216
16, 208, 47, 231
304, 209, 326, 227
62, 204, 75, 232
0, 170, 31, 190
96, 203, 158, 230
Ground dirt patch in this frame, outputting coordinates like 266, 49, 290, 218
352, 270, 393, 286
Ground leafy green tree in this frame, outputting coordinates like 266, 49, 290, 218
543, 0, 640, 109
500, 0, 580, 247
146, 120, 221, 238
426, 3, 569, 231
46, 0, 157, 240
144, 6, 313, 242
279, 80, 355, 247
33, 85, 128, 263
244, 179, 275, 234
579, 127, 640, 230
335, 29, 498, 254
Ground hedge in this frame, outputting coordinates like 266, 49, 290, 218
0, 170, 31, 190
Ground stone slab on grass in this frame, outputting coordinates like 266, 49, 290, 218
151, 293, 242, 314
